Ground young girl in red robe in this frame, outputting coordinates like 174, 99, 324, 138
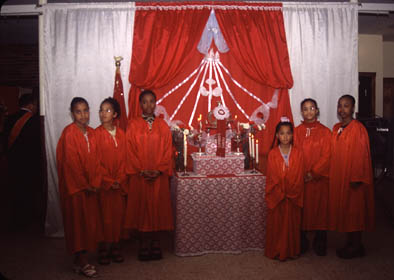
56, 97, 103, 278
95, 97, 127, 265
294, 99, 331, 256
329, 95, 374, 259
125, 90, 173, 261
265, 120, 304, 261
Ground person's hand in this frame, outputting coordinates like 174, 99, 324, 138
141, 170, 161, 182
304, 172, 313, 183
350, 181, 362, 188
85, 187, 97, 194
111, 182, 120, 190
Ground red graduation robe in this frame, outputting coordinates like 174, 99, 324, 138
265, 146, 304, 261
124, 117, 174, 232
295, 121, 331, 230
56, 123, 103, 254
95, 125, 127, 242
328, 120, 374, 232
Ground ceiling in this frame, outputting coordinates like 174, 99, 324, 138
1, 0, 394, 43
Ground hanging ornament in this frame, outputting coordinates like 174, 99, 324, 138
213, 103, 230, 120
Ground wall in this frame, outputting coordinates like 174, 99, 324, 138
383, 42, 394, 78
358, 34, 383, 117
0, 44, 39, 88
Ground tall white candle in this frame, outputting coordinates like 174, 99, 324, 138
184, 134, 187, 168
251, 135, 255, 159
248, 133, 252, 156
256, 139, 259, 164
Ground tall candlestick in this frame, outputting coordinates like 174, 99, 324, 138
184, 133, 187, 169
248, 133, 252, 156
256, 139, 259, 164
251, 135, 255, 159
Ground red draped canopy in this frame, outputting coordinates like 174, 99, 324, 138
128, 2, 294, 171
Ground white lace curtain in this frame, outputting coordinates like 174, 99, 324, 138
43, 3, 135, 236
42, 2, 358, 236
283, 2, 358, 128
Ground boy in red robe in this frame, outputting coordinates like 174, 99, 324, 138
57, 97, 103, 277
294, 98, 331, 256
95, 97, 127, 265
125, 90, 174, 261
265, 120, 304, 261
329, 94, 374, 259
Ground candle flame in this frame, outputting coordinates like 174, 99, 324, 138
235, 115, 237, 119
256, 140, 259, 144
197, 114, 202, 122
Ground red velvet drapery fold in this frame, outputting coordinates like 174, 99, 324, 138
128, 2, 210, 118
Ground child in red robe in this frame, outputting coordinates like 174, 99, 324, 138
294, 98, 331, 256
265, 120, 304, 261
95, 97, 127, 265
329, 94, 374, 259
56, 97, 103, 277
125, 90, 174, 261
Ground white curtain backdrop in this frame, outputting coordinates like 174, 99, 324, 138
43, 3, 135, 236
283, 2, 358, 129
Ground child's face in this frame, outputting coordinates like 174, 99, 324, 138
99, 102, 117, 125
277, 125, 293, 146
337, 97, 354, 121
72, 102, 89, 128
301, 101, 318, 122
140, 94, 156, 116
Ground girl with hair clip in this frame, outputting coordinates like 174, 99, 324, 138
329, 94, 374, 259
265, 118, 304, 261
56, 97, 103, 278
294, 98, 331, 256
95, 97, 127, 265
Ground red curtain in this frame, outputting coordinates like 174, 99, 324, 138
128, 2, 211, 118
129, 2, 294, 172
214, 2, 294, 171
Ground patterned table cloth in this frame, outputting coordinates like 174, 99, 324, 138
171, 173, 267, 256
191, 153, 245, 175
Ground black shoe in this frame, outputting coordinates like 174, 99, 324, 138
313, 231, 327, 256
336, 245, 365, 259
150, 241, 162, 261
300, 232, 309, 254
138, 247, 151, 262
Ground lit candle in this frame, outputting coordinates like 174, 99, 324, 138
248, 133, 252, 156
251, 135, 255, 159
256, 139, 259, 164
197, 114, 202, 132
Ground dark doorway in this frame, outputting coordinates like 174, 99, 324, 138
383, 78, 394, 120
358, 72, 376, 118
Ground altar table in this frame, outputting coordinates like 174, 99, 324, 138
171, 172, 266, 256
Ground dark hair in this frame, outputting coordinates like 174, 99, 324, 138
101, 97, 121, 119
339, 94, 356, 106
139, 90, 157, 103
70, 97, 89, 112
300, 98, 319, 117
271, 121, 294, 148
18, 94, 36, 108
